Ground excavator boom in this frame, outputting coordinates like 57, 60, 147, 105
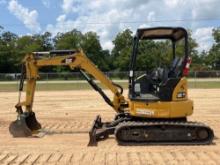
16, 50, 126, 113
9, 50, 128, 145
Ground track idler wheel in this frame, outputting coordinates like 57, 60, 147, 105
9, 112, 41, 137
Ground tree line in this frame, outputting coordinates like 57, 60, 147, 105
0, 25, 219, 73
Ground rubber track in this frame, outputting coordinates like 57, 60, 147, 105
115, 121, 214, 145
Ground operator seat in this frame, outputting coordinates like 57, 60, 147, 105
168, 57, 183, 78
158, 57, 183, 101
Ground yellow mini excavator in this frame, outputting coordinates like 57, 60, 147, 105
9, 27, 214, 146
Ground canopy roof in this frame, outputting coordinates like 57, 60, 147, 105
136, 27, 187, 41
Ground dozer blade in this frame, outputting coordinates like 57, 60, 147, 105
88, 115, 101, 146
88, 115, 115, 146
9, 112, 41, 137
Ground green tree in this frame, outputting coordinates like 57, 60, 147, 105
54, 29, 83, 50
0, 31, 18, 72
206, 28, 220, 69
54, 30, 111, 71
15, 32, 54, 72
111, 29, 133, 71
17, 32, 53, 54
81, 32, 110, 71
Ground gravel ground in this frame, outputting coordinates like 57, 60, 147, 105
0, 89, 219, 164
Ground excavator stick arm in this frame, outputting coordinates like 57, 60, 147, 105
9, 50, 127, 138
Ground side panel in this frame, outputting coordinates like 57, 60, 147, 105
172, 77, 188, 101
129, 100, 193, 118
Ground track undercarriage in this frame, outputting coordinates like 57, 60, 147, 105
88, 114, 214, 146
9, 111, 214, 146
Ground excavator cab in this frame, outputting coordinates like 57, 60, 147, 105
129, 27, 190, 102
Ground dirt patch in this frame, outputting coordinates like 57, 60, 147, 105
0, 89, 220, 164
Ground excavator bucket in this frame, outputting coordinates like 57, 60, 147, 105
9, 112, 41, 137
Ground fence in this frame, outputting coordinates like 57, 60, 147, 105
0, 71, 220, 81
0, 71, 219, 91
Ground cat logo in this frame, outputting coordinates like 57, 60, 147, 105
65, 58, 73, 64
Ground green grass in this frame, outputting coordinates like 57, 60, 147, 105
0, 82, 128, 92
188, 81, 220, 89
0, 81, 220, 92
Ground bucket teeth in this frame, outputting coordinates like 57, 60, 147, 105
9, 112, 41, 137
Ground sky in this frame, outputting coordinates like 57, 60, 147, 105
0, 0, 220, 52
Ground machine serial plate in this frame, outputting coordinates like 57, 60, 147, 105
136, 108, 154, 116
